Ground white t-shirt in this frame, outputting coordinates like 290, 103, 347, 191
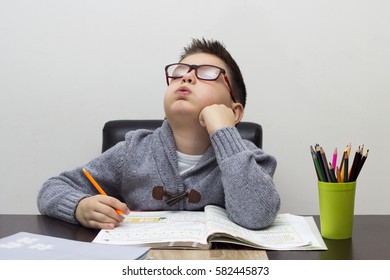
176, 151, 202, 175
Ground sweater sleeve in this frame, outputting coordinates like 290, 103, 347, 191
210, 126, 280, 230
37, 140, 127, 224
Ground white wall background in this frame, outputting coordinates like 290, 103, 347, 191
1, 0, 389, 215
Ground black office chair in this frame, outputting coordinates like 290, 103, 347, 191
102, 120, 262, 153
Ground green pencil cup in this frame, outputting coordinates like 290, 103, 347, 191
318, 181, 356, 239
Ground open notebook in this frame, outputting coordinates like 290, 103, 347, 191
93, 205, 327, 250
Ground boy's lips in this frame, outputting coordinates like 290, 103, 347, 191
175, 86, 192, 95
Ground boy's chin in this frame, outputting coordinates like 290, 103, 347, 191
165, 105, 201, 119
165, 112, 202, 125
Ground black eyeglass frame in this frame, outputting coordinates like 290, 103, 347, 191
164, 63, 236, 102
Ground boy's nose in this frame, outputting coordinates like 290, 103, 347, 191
181, 70, 196, 84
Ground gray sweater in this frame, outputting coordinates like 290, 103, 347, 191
37, 121, 280, 229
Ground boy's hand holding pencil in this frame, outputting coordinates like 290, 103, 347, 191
76, 168, 130, 229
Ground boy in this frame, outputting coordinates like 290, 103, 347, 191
37, 38, 280, 230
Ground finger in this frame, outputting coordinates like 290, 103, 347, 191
88, 219, 116, 230
89, 209, 122, 227
98, 197, 129, 219
94, 199, 124, 222
116, 202, 131, 216
198, 109, 207, 128
107, 198, 130, 216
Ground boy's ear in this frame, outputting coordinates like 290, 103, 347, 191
232, 103, 244, 125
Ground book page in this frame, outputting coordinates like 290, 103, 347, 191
93, 210, 208, 246
205, 205, 321, 249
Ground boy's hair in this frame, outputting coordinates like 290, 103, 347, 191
180, 38, 247, 108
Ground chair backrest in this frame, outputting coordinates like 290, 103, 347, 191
102, 120, 262, 152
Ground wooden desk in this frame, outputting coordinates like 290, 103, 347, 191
1, 215, 389, 259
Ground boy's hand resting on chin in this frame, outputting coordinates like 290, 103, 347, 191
199, 104, 237, 135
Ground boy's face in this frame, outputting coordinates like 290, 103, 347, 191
164, 53, 233, 121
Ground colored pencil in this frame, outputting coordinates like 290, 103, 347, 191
311, 146, 325, 181
320, 147, 331, 182
310, 146, 320, 180
354, 149, 369, 181
339, 149, 347, 174
310, 143, 368, 183
336, 167, 342, 183
348, 147, 362, 182
315, 146, 328, 182
328, 162, 337, 183
332, 148, 337, 170
343, 153, 349, 182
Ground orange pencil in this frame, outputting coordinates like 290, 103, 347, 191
82, 168, 124, 216
336, 167, 342, 183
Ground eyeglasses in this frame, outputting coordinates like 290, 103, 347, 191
165, 63, 236, 102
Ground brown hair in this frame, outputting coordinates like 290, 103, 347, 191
180, 38, 247, 107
